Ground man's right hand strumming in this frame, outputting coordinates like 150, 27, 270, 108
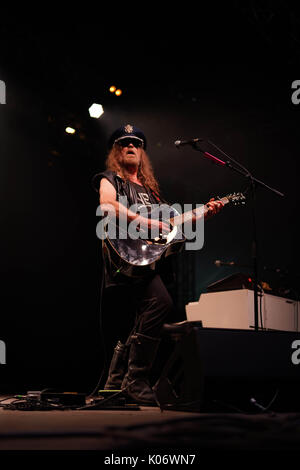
135, 215, 171, 236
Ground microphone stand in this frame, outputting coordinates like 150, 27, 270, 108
189, 141, 284, 332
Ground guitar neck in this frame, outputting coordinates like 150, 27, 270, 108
171, 196, 229, 227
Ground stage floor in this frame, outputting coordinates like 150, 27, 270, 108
1, 395, 300, 455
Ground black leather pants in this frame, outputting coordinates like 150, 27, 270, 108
102, 273, 174, 351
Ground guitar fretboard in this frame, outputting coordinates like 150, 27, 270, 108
170, 197, 229, 227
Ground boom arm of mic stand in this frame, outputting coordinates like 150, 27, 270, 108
225, 161, 285, 198
192, 142, 284, 197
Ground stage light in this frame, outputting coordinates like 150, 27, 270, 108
65, 127, 76, 134
115, 89, 122, 96
109, 85, 116, 93
89, 103, 104, 118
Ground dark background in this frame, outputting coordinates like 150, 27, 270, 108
0, 3, 299, 392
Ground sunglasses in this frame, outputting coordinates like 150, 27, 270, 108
116, 138, 143, 148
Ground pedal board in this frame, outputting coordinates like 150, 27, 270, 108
41, 391, 86, 407
95, 389, 140, 410
26, 390, 86, 407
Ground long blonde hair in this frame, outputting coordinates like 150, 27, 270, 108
105, 144, 160, 194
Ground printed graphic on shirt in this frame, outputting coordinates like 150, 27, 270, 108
132, 183, 154, 209
137, 192, 151, 207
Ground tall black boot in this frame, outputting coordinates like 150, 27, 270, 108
121, 333, 160, 405
104, 341, 129, 390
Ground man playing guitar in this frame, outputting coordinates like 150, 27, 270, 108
93, 124, 224, 406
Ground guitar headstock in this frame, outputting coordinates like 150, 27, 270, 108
221, 192, 246, 206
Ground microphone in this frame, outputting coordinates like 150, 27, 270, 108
174, 138, 204, 147
214, 260, 236, 267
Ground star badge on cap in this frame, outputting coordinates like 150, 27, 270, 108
124, 124, 133, 133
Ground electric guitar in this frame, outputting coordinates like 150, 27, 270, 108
103, 193, 246, 278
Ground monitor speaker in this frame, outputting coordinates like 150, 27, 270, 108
154, 327, 300, 412
153, 328, 204, 411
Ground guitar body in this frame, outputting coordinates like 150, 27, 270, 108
102, 193, 245, 279
103, 205, 186, 278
